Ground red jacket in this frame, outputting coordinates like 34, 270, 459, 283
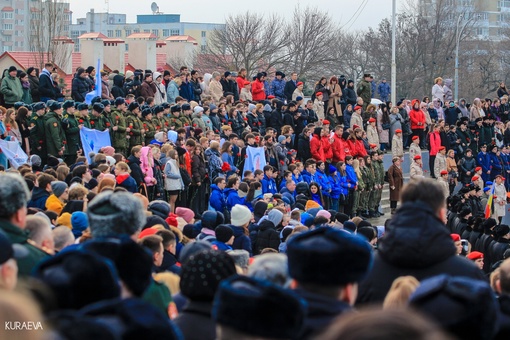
346, 139, 357, 157
310, 134, 325, 162
236, 76, 246, 93
321, 136, 333, 160
429, 131, 442, 156
409, 99, 426, 130
332, 134, 346, 163
251, 79, 266, 101
355, 139, 368, 157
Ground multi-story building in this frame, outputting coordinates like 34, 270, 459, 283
0, 0, 71, 52
70, 10, 224, 53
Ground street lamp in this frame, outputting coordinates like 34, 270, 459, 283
391, 0, 396, 105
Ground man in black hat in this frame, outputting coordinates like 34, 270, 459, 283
126, 102, 144, 148
43, 100, 67, 157
357, 73, 372, 110
220, 71, 239, 101
89, 102, 108, 131
109, 97, 129, 156
357, 179, 486, 304
141, 107, 156, 146
271, 71, 287, 102
286, 227, 372, 339
62, 100, 81, 164
29, 101, 48, 164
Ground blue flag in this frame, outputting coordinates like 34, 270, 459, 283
80, 127, 111, 163
0, 139, 28, 169
243, 146, 266, 178
85, 58, 102, 104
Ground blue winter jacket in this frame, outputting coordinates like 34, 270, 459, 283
345, 164, 358, 187
231, 225, 252, 255
225, 188, 245, 211
261, 175, 277, 194
477, 151, 491, 173
301, 170, 317, 185
329, 173, 342, 199
209, 184, 226, 212
315, 169, 331, 197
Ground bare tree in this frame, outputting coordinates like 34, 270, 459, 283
29, 0, 71, 70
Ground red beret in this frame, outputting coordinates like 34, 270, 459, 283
466, 251, 484, 260
369, 143, 377, 148
440, 170, 448, 175
352, 124, 360, 130
472, 175, 479, 181
267, 95, 275, 99
316, 92, 323, 97
368, 117, 376, 123
395, 129, 402, 133
496, 174, 506, 180
323, 119, 330, 125
412, 136, 419, 140
439, 146, 446, 151
475, 167, 482, 171
138, 227, 158, 239
451, 233, 461, 242
354, 105, 362, 111
297, 81, 303, 86
414, 155, 421, 160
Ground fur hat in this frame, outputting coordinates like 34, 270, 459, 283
287, 227, 372, 285
213, 276, 306, 339
180, 250, 236, 301
409, 275, 498, 340
230, 205, 252, 226
87, 191, 146, 238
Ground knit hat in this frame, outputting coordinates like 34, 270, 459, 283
29, 154, 42, 167
56, 213, 72, 229
101, 146, 115, 156
87, 191, 146, 238
267, 209, 284, 226
305, 200, 320, 211
183, 224, 200, 239
165, 213, 178, 228
215, 225, 234, 243
71, 212, 88, 237
180, 250, 236, 301
329, 164, 337, 173
253, 201, 268, 223
213, 276, 306, 339
51, 181, 68, 198
125, 70, 134, 79
179, 241, 212, 265
316, 209, 331, 220
176, 207, 195, 224
201, 211, 225, 230
230, 204, 252, 226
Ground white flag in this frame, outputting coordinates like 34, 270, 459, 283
243, 146, 266, 178
80, 127, 112, 163
0, 139, 28, 169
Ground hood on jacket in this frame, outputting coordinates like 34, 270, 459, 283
411, 99, 421, 109
444, 79, 452, 87
379, 201, 456, 269
31, 186, 50, 201
258, 219, 276, 232
113, 74, 124, 87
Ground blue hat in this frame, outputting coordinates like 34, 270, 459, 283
78, 103, 89, 111
213, 275, 306, 339
287, 227, 372, 285
483, 187, 491, 192
91, 96, 102, 104
128, 102, 140, 112
48, 101, 62, 111
409, 275, 499, 340
14, 101, 25, 110
296, 96, 303, 101
114, 97, 125, 106
33, 102, 46, 111
32, 249, 121, 309
92, 103, 104, 113
101, 99, 111, 107
329, 164, 337, 173
71, 211, 88, 238
486, 181, 493, 186
62, 100, 75, 110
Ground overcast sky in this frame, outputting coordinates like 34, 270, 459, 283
69, 0, 395, 31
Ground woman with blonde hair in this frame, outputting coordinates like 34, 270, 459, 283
470, 98, 484, 121
56, 164, 70, 182
114, 161, 137, 193
432, 77, 444, 103
383, 276, 420, 309
164, 149, 183, 213
3, 108, 21, 143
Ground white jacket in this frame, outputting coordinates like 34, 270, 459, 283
164, 159, 183, 191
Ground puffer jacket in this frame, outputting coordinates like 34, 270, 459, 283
254, 220, 280, 255
357, 201, 486, 304
1, 70, 23, 104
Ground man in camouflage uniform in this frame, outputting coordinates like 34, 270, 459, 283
29, 102, 47, 165
360, 156, 374, 218
169, 105, 183, 130
152, 106, 166, 133
101, 99, 115, 131
356, 73, 372, 111
141, 107, 156, 146
180, 103, 193, 127
77, 103, 92, 128
43, 101, 67, 158
161, 102, 171, 130
110, 97, 129, 156
62, 100, 81, 165
89, 103, 108, 131
126, 102, 144, 150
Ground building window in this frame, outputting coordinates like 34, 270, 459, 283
152, 29, 159, 36
3, 46, 11, 52
3, 24, 13, 30
115, 30, 122, 37
107, 30, 114, 37
500, 0, 510, 8
201, 45, 206, 52
201, 31, 206, 38
125, 29, 131, 36
171, 29, 179, 36
163, 29, 169, 36
134, 29, 140, 33
2, 12, 13, 19
144, 29, 150, 33
4, 36, 11, 42
71, 30, 79, 38
125, 44, 129, 51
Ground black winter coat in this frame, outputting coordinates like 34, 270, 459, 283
343, 85, 357, 106
497, 295, 510, 339
72, 76, 91, 102
489, 238, 510, 268
297, 133, 312, 162
357, 201, 486, 304
174, 301, 216, 340
38, 72, 55, 99
269, 109, 284, 135
111, 75, 125, 98
254, 220, 280, 255
127, 155, 144, 187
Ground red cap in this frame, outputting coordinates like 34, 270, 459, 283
316, 92, 323, 97
354, 105, 362, 111
412, 136, 419, 140
414, 155, 421, 160
368, 117, 376, 123
475, 166, 481, 171
440, 170, 448, 175
323, 119, 330, 125
451, 233, 461, 242
138, 227, 158, 239
297, 81, 303, 86
369, 143, 377, 148
165, 213, 178, 227
395, 129, 402, 133
466, 251, 484, 260
267, 95, 275, 99
439, 146, 446, 151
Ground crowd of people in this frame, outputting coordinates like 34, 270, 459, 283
0, 63, 510, 339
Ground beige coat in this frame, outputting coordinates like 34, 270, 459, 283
410, 161, 424, 180
240, 88, 252, 102
437, 177, 449, 198
313, 99, 325, 122
367, 124, 379, 145
493, 182, 507, 218
292, 88, 304, 102
391, 135, 403, 158
328, 83, 342, 116
446, 156, 457, 173
350, 113, 363, 129
409, 143, 421, 163
209, 79, 224, 103
434, 153, 447, 178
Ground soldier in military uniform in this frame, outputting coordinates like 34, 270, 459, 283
370, 151, 385, 217
29, 102, 47, 165
77, 103, 92, 128
152, 106, 166, 133
356, 73, 372, 111
110, 97, 129, 156
89, 103, 108, 131
169, 105, 183, 130
62, 100, 81, 165
43, 101, 67, 158
161, 102, 171, 130
180, 103, 193, 127
125, 102, 144, 150
141, 107, 156, 146
360, 155, 374, 218
101, 99, 115, 131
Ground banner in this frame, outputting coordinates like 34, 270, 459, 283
85, 58, 102, 104
0, 139, 28, 169
80, 127, 111, 163
243, 146, 266, 177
